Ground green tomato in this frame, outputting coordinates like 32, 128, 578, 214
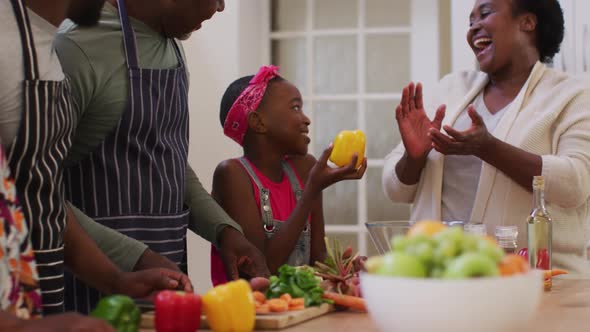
376, 252, 427, 278
477, 238, 505, 263
365, 255, 384, 274
430, 267, 445, 278
433, 226, 465, 247
433, 238, 460, 264
443, 253, 500, 279
407, 241, 434, 266
390, 235, 409, 252
461, 234, 479, 253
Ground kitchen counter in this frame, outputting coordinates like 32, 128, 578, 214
141, 276, 590, 331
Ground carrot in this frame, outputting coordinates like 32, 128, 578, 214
280, 293, 292, 303
289, 298, 305, 308
267, 299, 289, 312
322, 292, 366, 312
543, 269, 569, 280
253, 291, 266, 304
499, 254, 529, 276
544, 279, 552, 291
289, 304, 305, 311
256, 303, 270, 314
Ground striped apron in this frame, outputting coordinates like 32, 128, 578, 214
64, 0, 190, 314
7, 0, 76, 315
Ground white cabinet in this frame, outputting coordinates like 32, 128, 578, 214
573, 0, 590, 75
553, 0, 589, 76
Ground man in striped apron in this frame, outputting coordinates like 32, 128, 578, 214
2, 0, 194, 317
5, 0, 78, 315
58, 0, 270, 313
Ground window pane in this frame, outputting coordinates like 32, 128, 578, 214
366, 0, 411, 27
325, 233, 359, 254
271, 0, 306, 31
314, 0, 357, 29
313, 101, 358, 225
366, 167, 411, 222
314, 36, 357, 94
312, 101, 357, 154
323, 182, 358, 225
272, 39, 307, 93
366, 34, 410, 93
365, 100, 400, 159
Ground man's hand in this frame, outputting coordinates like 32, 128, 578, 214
133, 248, 181, 272
113, 268, 193, 299
219, 227, 270, 280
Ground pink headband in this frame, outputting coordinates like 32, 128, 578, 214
223, 65, 281, 145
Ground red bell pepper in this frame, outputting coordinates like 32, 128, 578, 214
517, 248, 550, 270
155, 291, 201, 332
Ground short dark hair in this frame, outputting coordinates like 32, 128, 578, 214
512, 0, 564, 63
219, 75, 284, 127
219, 75, 254, 127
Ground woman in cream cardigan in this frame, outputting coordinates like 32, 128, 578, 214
382, 0, 590, 272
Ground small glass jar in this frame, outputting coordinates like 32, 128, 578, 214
464, 223, 487, 236
495, 226, 518, 254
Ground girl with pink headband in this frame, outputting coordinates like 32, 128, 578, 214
210, 65, 367, 283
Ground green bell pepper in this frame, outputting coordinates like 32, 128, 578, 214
90, 295, 141, 332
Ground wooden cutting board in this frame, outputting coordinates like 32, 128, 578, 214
140, 303, 333, 330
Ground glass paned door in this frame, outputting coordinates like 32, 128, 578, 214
269, 0, 440, 255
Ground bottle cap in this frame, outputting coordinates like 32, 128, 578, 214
533, 176, 545, 190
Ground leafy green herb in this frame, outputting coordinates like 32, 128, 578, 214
266, 265, 331, 307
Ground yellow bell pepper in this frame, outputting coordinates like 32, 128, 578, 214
202, 279, 256, 332
329, 130, 366, 169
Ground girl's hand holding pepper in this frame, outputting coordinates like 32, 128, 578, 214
306, 144, 367, 195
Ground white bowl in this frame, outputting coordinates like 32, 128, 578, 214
360, 270, 543, 332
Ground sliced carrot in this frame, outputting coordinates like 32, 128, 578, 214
253, 291, 266, 304
256, 303, 270, 314
280, 293, 292, 303
289, 304, 305, 311
322, 292, 366, 312
267, 299, 289, 312
289, 298, 305, 308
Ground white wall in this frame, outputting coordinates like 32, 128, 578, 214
182, 0, 266, 293
450, 0, 476, 72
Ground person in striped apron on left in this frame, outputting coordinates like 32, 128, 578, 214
1, 0, 193, 317
57, 0, 271, 314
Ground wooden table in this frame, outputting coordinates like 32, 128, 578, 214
141, 276, 590, 332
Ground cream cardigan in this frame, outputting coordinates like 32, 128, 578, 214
382, 62, 590, 273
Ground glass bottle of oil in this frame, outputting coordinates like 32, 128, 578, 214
527, 176, 552, 272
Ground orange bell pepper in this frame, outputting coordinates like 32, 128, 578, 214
329, 130, 365, 169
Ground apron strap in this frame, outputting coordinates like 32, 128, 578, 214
116, 0, 185, 69
10, 0, 39, 80
281, 161, 303, 202
237, 157, 275, 231
116, 0, 140, 69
